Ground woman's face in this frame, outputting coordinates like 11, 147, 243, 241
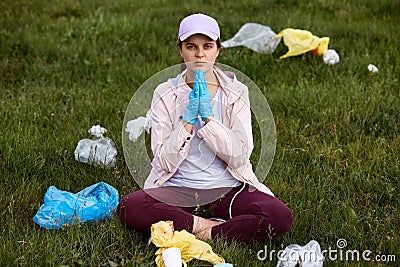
179, 34, 220, 74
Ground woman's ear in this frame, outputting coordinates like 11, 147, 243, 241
216, 47, 220, 58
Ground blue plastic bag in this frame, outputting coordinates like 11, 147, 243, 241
33, 182, 119, 229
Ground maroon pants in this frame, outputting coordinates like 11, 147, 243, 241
117, 184, 292, 243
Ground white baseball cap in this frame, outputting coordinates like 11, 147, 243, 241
178, 13, 220, 41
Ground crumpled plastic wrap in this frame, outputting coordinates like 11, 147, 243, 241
33, 182, 119, 229
276, 240, 324, 267
88, 125, 107, 137
125, 110, 152, 142
322, 49, 340, 65
151, 221, 224, 267
222, 23, 281, 53
368, 64, 378, 73
276, 28, 330, 58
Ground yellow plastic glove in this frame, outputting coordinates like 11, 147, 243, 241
276, 28, 329, 58
151, 221, 225, 267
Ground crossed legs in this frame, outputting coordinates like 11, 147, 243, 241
116, 185, 292, 243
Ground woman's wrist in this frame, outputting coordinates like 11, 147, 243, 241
183, 121, 194, 133
204, 117, 212, 124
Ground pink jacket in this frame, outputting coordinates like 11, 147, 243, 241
144, 66, 274, 196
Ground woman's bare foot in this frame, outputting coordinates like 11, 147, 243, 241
192, 215, 219, 240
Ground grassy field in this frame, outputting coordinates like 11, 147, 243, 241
1, 0, 399, 266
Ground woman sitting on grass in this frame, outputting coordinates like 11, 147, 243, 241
117, 13, 292, 243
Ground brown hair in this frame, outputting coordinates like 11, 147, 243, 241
177, 37, 222, 49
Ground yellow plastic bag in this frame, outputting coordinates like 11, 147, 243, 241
151, 221, 224, 267
276, 28, 329, 59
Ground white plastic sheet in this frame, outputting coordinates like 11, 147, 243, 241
125, 110, 152, 142
222, 23, 281, 53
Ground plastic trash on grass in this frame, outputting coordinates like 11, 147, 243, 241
74, 125, 117, 168
151, 220, 224, 267
276, 28, 330, 59
368, 64, 378, 73
323, 49, 340, 65
125, 110, 152, 142
222, 23, 281, 53
33, 182, 119, 229
276, 240, 324, 267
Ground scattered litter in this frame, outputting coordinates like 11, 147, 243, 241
222, 23, 340, 66
368, 64, 378, 73
88, 124, 107, 137
151, 220, 224, 267
162, 247, 181, 267
74, 125, 117, 168
276, 240, 324, 267
33, 182, 119, 229
222, 23, 281, 53
125, 110, 152, 142
276, 28, 330, 58
322, 49, 340, 65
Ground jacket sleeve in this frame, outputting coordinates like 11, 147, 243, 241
150, 85, 194, 174
197, 88, 253, 169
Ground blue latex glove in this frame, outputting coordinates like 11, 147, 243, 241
196, 70, 214, 121
182, 75, 199, 125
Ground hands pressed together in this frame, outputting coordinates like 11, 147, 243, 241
182, 70, 214, 125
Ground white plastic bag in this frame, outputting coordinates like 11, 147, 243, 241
125, 109, 152, 142
276, 240, 324, 267
74, 125, 117, 168
222, 23, 281, 53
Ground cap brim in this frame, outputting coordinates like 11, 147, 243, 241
179, 30, 219, 41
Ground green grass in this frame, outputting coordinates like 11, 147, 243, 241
1, 0, 399, 266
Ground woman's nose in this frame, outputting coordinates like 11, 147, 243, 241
196, 48, 205, 58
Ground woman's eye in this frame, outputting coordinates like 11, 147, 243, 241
205, 44, 214, 49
